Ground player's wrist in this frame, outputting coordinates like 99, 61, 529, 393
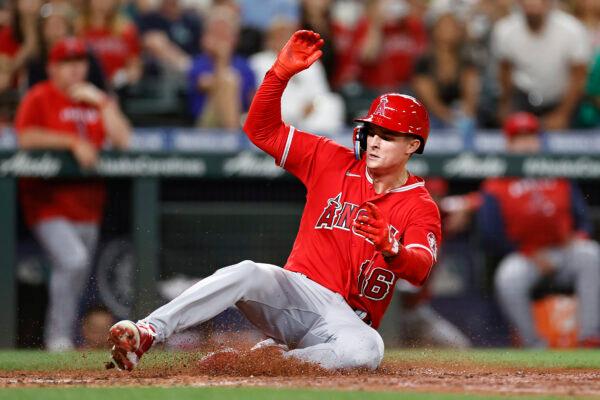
381, 238, 400, 260
272, 61, 293, 81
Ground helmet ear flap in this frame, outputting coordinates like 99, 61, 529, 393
353, 125, 368, 160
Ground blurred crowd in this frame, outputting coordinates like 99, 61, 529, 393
1, 0, 600, 132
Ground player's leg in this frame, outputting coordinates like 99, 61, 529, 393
236, 271, 384, 370
33, 218, 95, 351
285, 287, 384, 370
109, 261, 292, 370
494, 252, 544, 347
141, 260, 294, 342
559, 239, 600, 341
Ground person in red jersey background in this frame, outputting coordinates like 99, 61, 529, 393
107, 30, 440, 372
442, 112, 600, 348
75, 0, 142, 90
14, 37, 131, 351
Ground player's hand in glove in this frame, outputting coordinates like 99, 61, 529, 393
353, 202, 400, 259
273, 30, 324, 81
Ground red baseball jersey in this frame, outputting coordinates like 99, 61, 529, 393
353, 16, 428, 91
14, 81, 107, 227
82, 23, 140, 80
244, 69, 441, 328
483, 178, 576, 254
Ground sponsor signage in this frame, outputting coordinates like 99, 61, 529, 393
1, 150, 600, 179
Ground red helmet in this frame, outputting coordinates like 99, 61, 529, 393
354, 93, 430, 154
503, 112, 540, 138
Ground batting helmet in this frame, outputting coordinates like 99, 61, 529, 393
353, 93, 430, 160
503, 112, 540, 138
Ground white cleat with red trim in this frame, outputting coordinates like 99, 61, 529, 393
108, 320, 156, 371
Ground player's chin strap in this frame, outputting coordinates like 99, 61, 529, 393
353, 126, 366, 160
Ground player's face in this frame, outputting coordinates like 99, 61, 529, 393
49, 59, 89, 89
365, 125, 420, 172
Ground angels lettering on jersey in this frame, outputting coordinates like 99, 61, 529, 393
314, 191, 400, 247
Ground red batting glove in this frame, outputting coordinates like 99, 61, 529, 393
353, 202, 400, 259
272, 30, 324, 81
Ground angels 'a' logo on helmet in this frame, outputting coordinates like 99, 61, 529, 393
427, 232, 438, 261
373, 96, 389, 117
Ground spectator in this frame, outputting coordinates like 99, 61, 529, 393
300, 0, 336, 83
492, 0, 592, 129
138, 0, 202, 74
462, 0, 515, 128
335, 0, 428, 121
575, 51, 600, 128
443, 112, 600, 348
14, 38, 131, 351
75, 0, 142, 90
355, 0, 428, 93
412, 9, 480, 132
571, 0, 600, 127
0, 0, 40, 90
0, 0, 40, 124
250, 17, 344, 133
188, 5, 255, 128
27, 2, 107, 90
329, 0, 363, 90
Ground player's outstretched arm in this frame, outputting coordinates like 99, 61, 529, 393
243, 31, 323, 158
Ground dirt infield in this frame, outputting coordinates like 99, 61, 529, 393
2, 347, 600, 397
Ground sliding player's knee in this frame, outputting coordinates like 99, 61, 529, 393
339, 330, 384, 370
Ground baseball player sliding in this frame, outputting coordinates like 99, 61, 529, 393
108, 30, 441, 371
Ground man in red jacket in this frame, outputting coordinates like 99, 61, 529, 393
15, 37, 131, 351
108, 30, 441, 371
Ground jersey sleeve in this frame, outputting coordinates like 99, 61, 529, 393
14, 89, 43, 133
276, 126, 353, 188
386, 198, 442, 286
243, 67, 353, 188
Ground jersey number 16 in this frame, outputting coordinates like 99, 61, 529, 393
358, 260, 395, 301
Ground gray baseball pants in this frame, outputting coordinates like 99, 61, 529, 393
143, 260, 384, 370
495, 239, 600, 347
33, 218, 99, 350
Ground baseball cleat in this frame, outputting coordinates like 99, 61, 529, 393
108, 320, 156, 371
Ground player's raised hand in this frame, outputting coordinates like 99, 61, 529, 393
353, 202, 399, 258
273, 30, 324, 81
